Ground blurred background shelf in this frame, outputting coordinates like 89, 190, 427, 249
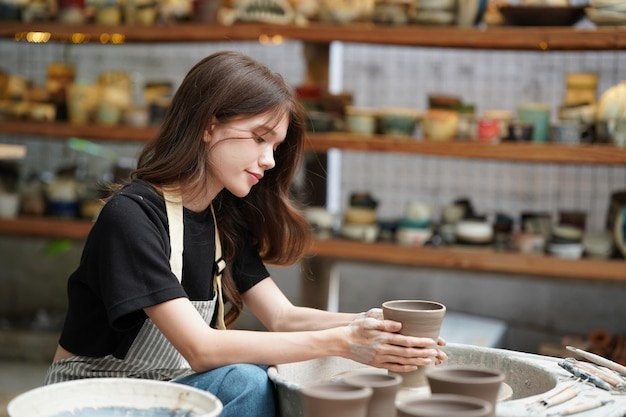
2, 22, 626, 50
1, 217, 623, 282
3, 121, 626, 165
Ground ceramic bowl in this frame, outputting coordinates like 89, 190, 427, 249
547, 242, 584, 259
8, 378, 223, 417
379, 107, 421, 138
582, 231, 613, 259
344, 207, 378, 224
456, 220, 493, 244
341, 223, 379, 243
396, 226, 432, 246
345, 106, 378, 136
422, 109, 459, 141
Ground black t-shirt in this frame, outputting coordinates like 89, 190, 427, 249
58, 180, 269, 358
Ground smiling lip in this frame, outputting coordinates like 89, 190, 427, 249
247, 171, 263, 184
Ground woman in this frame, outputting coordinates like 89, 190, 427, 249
44, 51, 447, 417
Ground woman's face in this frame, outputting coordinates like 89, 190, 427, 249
204, 111, 289, 198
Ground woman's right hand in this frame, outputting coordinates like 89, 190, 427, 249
344, 315, 447, 373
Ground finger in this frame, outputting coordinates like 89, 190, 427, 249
388, 335, 437, 348
437, 336, 447, 346
382, 344, 441, 361
366, 308, 383, 319
364, 317, 401, 333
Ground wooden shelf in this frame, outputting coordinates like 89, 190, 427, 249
0, 120, 158, 142
1, 22, 626, 50
0, 217, 93, 240
307, 238, 626, 282
306, 133, 626, 165
4, 216, 622, 281
3, 121, 626, 164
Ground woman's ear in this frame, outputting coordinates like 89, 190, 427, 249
203, 128, 212, 143
203, 118, 218, 143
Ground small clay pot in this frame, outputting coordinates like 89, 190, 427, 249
382, 300, 446, 388
343, 371, 402, 417
300, 382, 373, 417
426, 366, 504, 417
396, 393, 492, 417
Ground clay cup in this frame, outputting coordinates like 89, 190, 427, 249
396, 393, 493, 417
426, 366, 504, 417
343, 371, 403, 417
382, 300, 446, 388
300, 382, 373, 417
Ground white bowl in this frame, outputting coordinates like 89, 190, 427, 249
8, 378, 223, 417
548, 242, 584, 259
396, 227, 432, 246
456, 220, 493, 243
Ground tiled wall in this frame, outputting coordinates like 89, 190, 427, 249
337, 43, 626, 232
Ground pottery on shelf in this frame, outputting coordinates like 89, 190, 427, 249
396, 393, 493, 417
300, 381, 373, 417
382, 300, 446, 388
426, 366, 505, 417
342, 371, 403, 417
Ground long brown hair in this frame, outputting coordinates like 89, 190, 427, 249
132, 51, 311, 326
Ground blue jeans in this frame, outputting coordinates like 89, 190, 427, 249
173, 364, 277, 417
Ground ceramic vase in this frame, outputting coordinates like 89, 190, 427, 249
426, 366, 504, 417
300, 382, 373, 417
382, 300, 446, 388
343, 371, 403, 417
396, 393, 492, 417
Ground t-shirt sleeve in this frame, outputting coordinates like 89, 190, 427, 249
232, 237, 270, 294
85, 193, 187, 330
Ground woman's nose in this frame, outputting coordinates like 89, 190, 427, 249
260, 146, 276, 169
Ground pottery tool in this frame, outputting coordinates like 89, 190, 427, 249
558, 360, 613, 391
526, 381, 579, 410
566, 345, 626, 378
545, 399, 613, 416
564, 358, 625, 389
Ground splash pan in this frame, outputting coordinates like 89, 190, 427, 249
269, 343, 626, 417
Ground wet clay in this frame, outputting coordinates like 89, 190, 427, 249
382, 300, 446, 387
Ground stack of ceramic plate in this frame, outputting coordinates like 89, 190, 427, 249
586, 0, 626, 26
414, 0, 457, 25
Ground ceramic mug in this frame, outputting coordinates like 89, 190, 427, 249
382, 300, 446, 388
426, 366, 505, 417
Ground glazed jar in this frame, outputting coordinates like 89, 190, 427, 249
518, 103, 551, 143
476, 118, 500, 143
94, 0, 122, 25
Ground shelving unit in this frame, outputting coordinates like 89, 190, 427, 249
3, 120, 626, 164
2, 21, 625, 311
2, 21, 626, 50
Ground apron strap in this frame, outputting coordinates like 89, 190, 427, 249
211, 203, 227, 330
164, 190, 227, 330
